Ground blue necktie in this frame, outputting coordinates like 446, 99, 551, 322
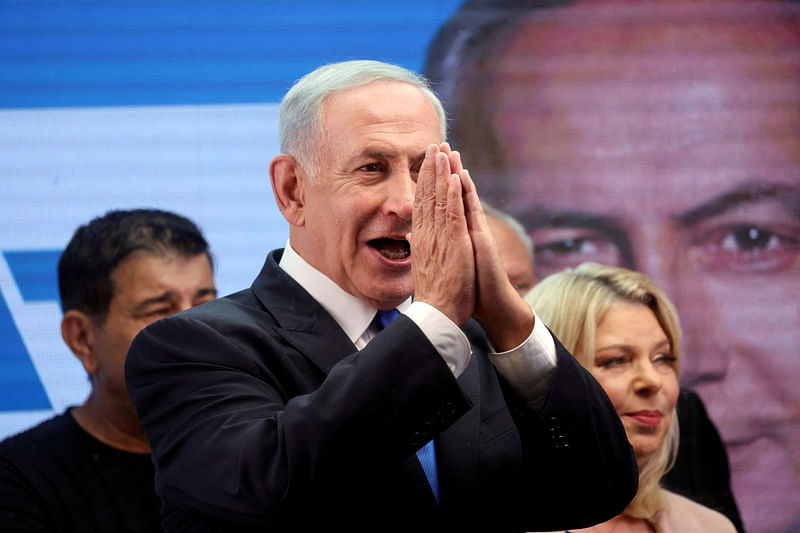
372, 309, 441, 505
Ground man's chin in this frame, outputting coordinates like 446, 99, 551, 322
362, 281, 414, 309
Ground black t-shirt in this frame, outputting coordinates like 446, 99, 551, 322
0, 409, 161, 532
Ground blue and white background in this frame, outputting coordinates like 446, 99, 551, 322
0, 0, 464, 439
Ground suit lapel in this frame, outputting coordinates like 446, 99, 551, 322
250, 250, 357, 374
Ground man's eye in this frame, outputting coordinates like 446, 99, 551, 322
358, 163, 383, 172
695, 223, 800, 274
722, 226, 778, 252
531, 228, 625, 278
540, 238, 591, 255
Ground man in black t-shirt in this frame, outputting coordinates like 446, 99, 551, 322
0, 209, 217, 533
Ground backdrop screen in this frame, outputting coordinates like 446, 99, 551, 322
2, 2, 798, 533
0, 0, 463, 436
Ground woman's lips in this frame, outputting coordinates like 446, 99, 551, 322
626, 411, 662, 427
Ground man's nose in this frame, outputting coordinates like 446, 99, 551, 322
175, 300, 194, 314
383, 170, 415, 220
632, 227, 728, 387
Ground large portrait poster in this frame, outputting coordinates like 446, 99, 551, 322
1, 2, 798, 532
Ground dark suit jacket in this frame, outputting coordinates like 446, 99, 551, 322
125, 250, 637, 532
663, 388, 745, 533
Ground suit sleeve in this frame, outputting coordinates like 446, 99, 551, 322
496, 335, 639, 531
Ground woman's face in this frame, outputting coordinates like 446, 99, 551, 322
589, 302, 680, 460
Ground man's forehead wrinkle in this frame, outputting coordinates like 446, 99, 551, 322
492, 4, 800, 89
509, 0, 800, 48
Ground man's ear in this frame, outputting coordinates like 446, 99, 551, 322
61, 310, 98, 375
270, 154, 307, 227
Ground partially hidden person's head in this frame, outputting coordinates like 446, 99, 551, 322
483, 201, 536, 296
270, 60, 448, 310
526, 262, 681, 523
58, 209, 217, 409
425, 2, 800, 530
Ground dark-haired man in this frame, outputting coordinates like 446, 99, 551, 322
0, 209, 217, 532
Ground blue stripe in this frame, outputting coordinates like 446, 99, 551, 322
0, 0, 462, 108
4, 250, 62, 303
0, 290, 51, 410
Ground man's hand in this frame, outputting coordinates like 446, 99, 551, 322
409, 143, 476, 325
459, 168, 535, 352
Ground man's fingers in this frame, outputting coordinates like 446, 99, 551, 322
415, 144, 439, 234
434, 151, 451, 227
446, 172, 466, 228
459, 169, 485, 233
449, 150, 464, 177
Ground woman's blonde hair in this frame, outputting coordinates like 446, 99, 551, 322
525, 262, 681, 523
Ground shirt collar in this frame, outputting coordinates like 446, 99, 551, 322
278, 240, 412, 344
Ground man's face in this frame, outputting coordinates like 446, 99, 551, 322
477, 3, 800, 531
91, 251, 216, 403
486, 214, 536, 297
296, 80, 443, 309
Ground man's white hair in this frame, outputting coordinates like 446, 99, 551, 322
279, 60, 448, 173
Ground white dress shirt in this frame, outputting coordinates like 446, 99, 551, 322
279, 241, 557, 411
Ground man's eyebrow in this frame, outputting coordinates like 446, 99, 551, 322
357, 148, 427, 164
361, 148, 394, 160
677, 182, 800, 226
409, 151, 426, 169
132, 287, 217, 312
342, 149, 392, 168
132, 292, 176, 312
197, 287, 218, 298
516, 207, 636, 268
517, 208, 621, 233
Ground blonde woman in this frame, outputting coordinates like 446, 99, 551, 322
525, 263, 735, 533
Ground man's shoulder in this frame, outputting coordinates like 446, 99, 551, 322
0, 411, 80, 460
0, 412, 162, 531
0, 410, 93, 489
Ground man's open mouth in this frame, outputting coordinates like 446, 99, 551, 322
369, 238, 410, 260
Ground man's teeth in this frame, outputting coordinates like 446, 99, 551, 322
380, 248, 409, 259
372, 238, 410, 259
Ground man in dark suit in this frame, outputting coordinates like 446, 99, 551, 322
125, 59, 637, 532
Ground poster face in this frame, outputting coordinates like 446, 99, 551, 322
2, 2, 798, 532
421, 3, 800, 532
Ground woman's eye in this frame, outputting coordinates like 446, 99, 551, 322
653, 353, 677, 365
596, 356, 627, 368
